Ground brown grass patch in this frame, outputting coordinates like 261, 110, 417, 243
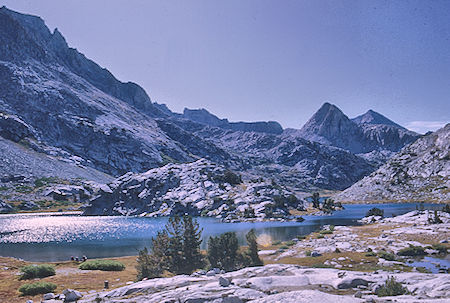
0, 256, 138, 303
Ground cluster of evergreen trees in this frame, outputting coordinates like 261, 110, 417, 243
309, 192, 342, 213
136, 215, 263, 280
207, 229, 263, 271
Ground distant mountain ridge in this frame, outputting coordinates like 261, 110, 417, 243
0, 7, 422, 194
181, 108, 283, 134
294, 102, 419, 154
352, 109, 404, 129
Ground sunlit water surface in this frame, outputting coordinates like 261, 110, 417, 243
0, 203, 443, 261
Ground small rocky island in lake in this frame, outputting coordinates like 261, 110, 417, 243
0, 4, 448, 303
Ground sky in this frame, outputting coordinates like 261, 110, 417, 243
1, 0, 449, 133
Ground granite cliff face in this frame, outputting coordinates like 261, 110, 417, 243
334, 124, 450, 202
0, 6, 231, 177
84, 159, 304, 219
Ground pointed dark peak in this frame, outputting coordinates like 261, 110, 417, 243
306, 102, 351, 127
352, 109, 404, 129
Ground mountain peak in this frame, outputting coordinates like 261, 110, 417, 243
297, 103, 419, 153
352, 110, 404, 129
305, 102, 350, 128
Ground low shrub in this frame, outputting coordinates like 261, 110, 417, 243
366, 207, 384, 217
272, 240, 282, 246
377, 276, 408, 297
279, 245, 289, 250
18, 282, 57, 296
378, 251, 396, 261
320, 230, 333, 235
431, 243, 448, 254
19, 264, 55, 280
296, 235, 306, 240
416, 266, 432, 273
365, 251, 377, 257
285, 240, 296, 247
79, 260, 125, 271
317, 234, 325, 239
442, 204, 450, 214
397, 245, 426, 257
305, 250, 312, 256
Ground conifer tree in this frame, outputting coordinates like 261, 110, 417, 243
310, 192, 320, 209
207, 232, 239, 271
166, 216, 185, 274
181, 215, 204, 274
245, 229, 263, 266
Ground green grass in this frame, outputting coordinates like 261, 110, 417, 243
79, 260, 125, 271
18, 282, 57, 296
272, 240, 282, 246
19, 264, 55, 280
317, 234, 325, 239
279, 245, 289, 250
319, 230, 333, 235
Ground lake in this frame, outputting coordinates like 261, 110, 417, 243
0, 203, 443, 261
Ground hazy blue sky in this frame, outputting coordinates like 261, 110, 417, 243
2, 0, 449, 133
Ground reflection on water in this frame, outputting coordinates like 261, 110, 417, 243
407, 256, 450, 273
0, 203, 442, 261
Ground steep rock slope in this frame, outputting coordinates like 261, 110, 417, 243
0, 136, 112, 183
334, 124, 450, 202
189, 126, 376, 190
0, 7, 230, 176
294, 103, 419, 154
84, 159, 304, 219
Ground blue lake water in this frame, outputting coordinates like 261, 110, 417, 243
0, 203, 443, 261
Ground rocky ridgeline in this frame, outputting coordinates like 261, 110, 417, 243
73, 264, 448, 303
181, 108, 283, 134
0, 7, 423, 195
83, 159, 304, 220
294, 103, 419, 155
334, 124, 450, 203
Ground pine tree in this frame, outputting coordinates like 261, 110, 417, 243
151, 230, 170, 270
136, 247, 152, 280
207, 232, 239, 271
310, 192, 320, 209
136, 215, 205, 279
245, 229, 263, 266
181, 215, 204, 274
136, 231, 170, 280
165, 216, 184, 274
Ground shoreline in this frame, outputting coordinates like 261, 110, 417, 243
1, 209, 448, 302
